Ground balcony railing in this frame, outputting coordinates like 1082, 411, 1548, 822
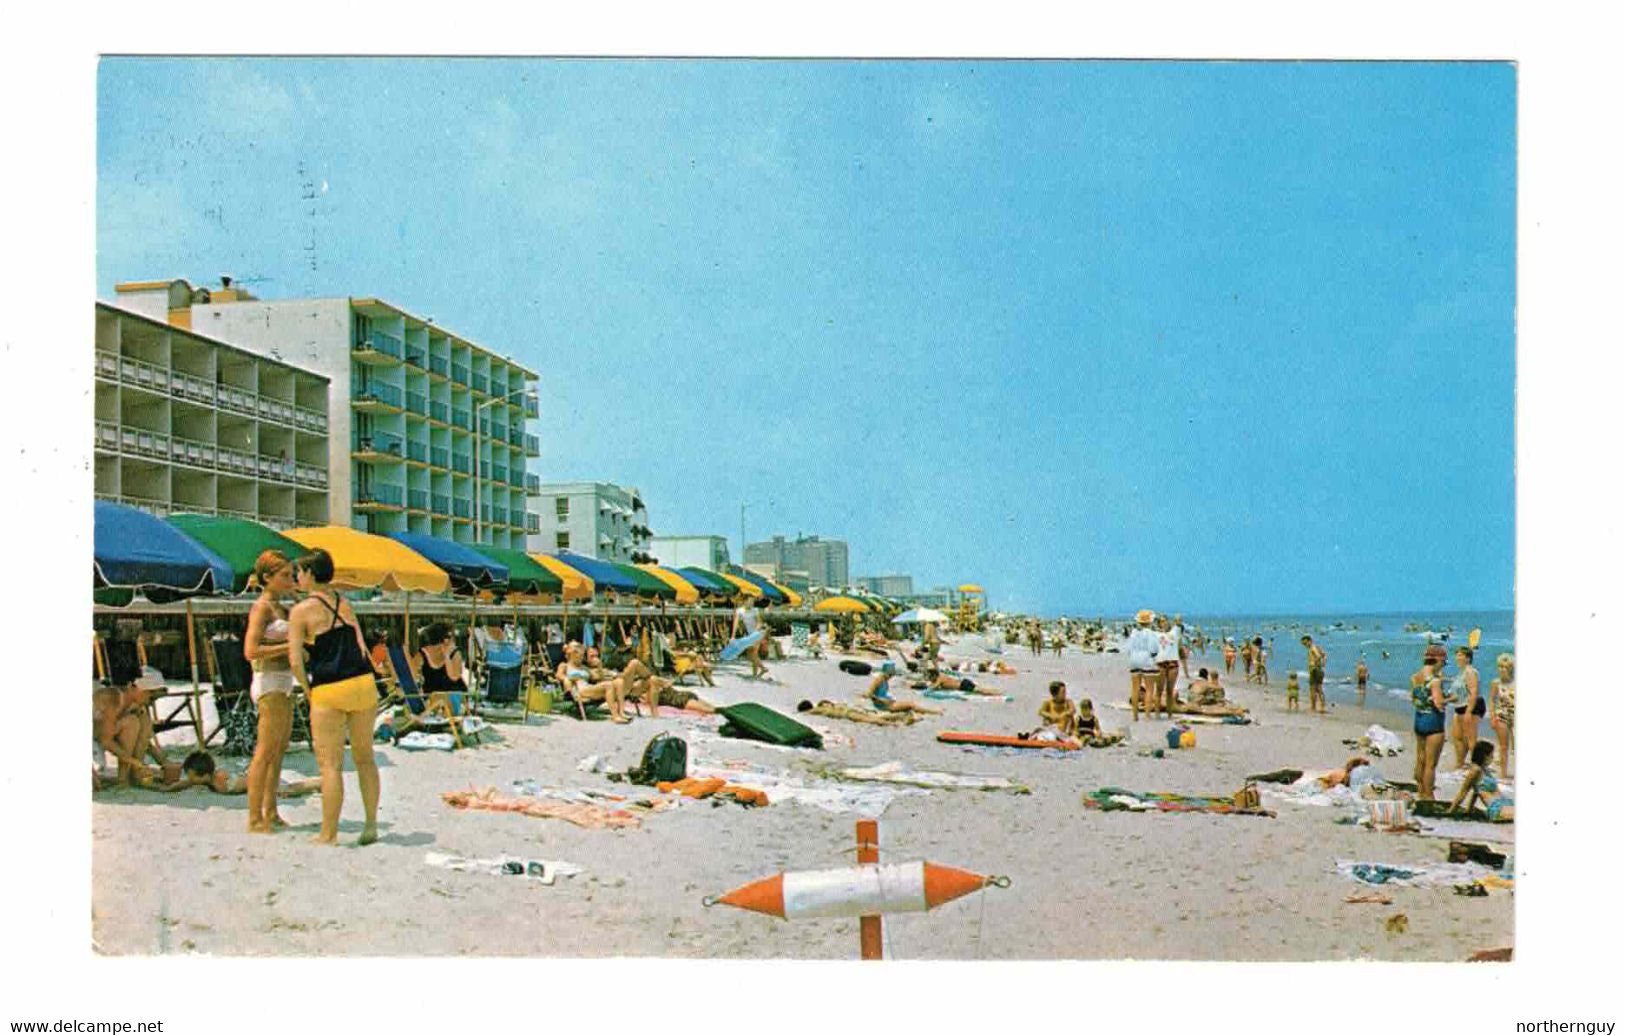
478, 416, 492, 436
451, 453, 471, 474
405, 391, 427, 415
355, 329, 405, 361
525, 513, 541, 534
489, 506, 508, 526
257, 396, 297, 425
216, 445, 256, 476
405, 346, 427, 369
526, 473, 541, 494
523, 395, 539, 419
293, 404, 328, 433
471, 373, 489, 394
172, 372, 216, 406
430, 446, 449, 469
432, 493, 451, 515
352, 380, 403, 408
354, 429, 404, 456
429, 400, 449, 424
257, 455, 297, 482
406, 440, 428, 463
408, 489, 429, 511
118, 355, 171, 394
450, 363, 470, 385
217, 384, 258, 417
452, 408, 471, 430
490, 464, 508, 484
505, 427, 523, 447
355, 483, 404, 507
428, 356, 449, 378
452, 498, 471, 519
524, 434, 540, 456
295, 463, 327, 488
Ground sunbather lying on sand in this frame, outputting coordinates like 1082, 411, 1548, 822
912, 662, 1002, 695
1317, 756, 1372, 789
587, 646, 664, 717
798, 699, 921, 725
155, 750, 322, 796
609, 655, 718, 715
869, 662, 942, 716
556, 642, 630, 723
1449, 740, 1515, 821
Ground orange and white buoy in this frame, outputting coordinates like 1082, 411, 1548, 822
709, 860, 1003, 920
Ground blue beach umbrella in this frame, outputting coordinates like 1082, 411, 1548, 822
384, 532, 509, 593
94, 501, 233, 605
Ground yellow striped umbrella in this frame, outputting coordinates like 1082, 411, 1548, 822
529, 553, 595, 602
814, 595, 870, 614
283, 526, 450, 594
636, 564, 700, 605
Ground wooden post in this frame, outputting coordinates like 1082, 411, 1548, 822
185, 599, 204, 745
857, 819, 883, 960
403, 592, 412, 653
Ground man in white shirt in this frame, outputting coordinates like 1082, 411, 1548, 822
1127, 611, 1162, 721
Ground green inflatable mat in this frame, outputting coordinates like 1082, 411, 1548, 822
717, 703, 824, 749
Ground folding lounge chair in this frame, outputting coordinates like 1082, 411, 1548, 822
473, 627, 528, 721
381, 643, 467, 748
205, 633, 257, 754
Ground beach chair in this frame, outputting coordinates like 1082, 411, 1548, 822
97, 633, 208, 746
380, 643, 465, 748
204, 634, 257, 754
473, 626, 528, 722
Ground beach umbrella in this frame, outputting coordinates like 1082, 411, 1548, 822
469, 546, 564, 597
716, 571, 764, 599
165, 514, 305, 595
95, 501, 233, 604
282, 526, 450, 594
552, 550, 672, 599
767, 578, 804, 608
894, 607, 950, 625
530, 554, 594, 601
676, 566, 739, 601
815, 596, 871, 614
957, 584, 985, 594
636, 564, 700, 604
385, 532, 508, 593
726, 567, 789, 605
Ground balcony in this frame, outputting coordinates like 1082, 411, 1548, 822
296, 463, 328, 488
352, 429, 405, 461
407, 488, 429, 512
452, 498, 471, 520
490, 463, 508, 484
488, 506, 507, 527
117, 355, 172, 396
450, 363, 470, 386
505, 427, 523, 447
217, 384, 258, 417
405, 390, 427, 415
404, 346, 427, 369
354, 483, 404, 510
430, 446, 449, 469
257, 396, 296, 425
351, 380, 403, 411
94, 351, 121, 382
471, 372, 489, 394
526, 473, 541, 494
428, 356, 449, 379
524, 434, 540, 457
451, 453, 471, 475
293, 404, 328, 433
451, 408, 471, 430
258, 455, 297, 483
523, 395, 539, 419
525, 513, 541, 534
172, 372, 217, 406
406, 440, 429, 464
216, 444, 256, 477
354, 329, 405, 364
478, 416, 492, 436
431, 492, 451, 515
429, 400, 449, 424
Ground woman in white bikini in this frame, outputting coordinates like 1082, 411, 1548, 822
243, 550, 297, 834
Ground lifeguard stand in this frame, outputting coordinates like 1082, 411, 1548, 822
954, 584, 984, 632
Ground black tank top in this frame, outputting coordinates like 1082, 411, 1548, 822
306, 593, 373, 687
419, 651, 467, 694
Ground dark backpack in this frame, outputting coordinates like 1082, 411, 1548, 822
628, 733, 687, 786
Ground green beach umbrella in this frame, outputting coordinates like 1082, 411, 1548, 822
468, 545, 564, 597
165, 513, 304, 595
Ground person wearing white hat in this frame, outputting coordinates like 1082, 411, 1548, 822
1127, 611, 1161, 721
93, 670, 170, 787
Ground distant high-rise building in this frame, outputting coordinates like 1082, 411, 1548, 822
745, 534, 849, 589
529, 482, 650, 562
856, 574, 914, 597
649, 534, 731, 572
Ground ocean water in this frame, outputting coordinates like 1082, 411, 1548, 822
1147, 610, 1514, 719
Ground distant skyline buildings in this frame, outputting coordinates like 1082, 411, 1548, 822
745, 534, 849, 589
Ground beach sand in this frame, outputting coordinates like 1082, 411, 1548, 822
91, 641, 1512, 959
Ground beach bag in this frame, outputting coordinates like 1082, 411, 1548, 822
717, 703, 824, 749
1165, 726, 1185, 749
1178, 729, 1197, 749
1233, 783, 1261, 810
838, 659, 873, 676
1369, 799, 1411, 830
628, 733, 687, 786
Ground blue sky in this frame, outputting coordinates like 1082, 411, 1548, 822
98, 59, 1515, 615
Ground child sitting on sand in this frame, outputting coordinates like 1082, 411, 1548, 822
1448, 740, 1515, 821
1037, 681, 1079, 738
1285, 671, 1300, 710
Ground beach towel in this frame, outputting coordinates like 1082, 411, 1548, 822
441, 787, 644, 829
832, 761, 1029, 794
922, 689, 1014, 703
398, 731, 457, 751
424, 851, 583, 885
654, 777, 769, 807
717, 702, 824, 749
719, 630, 765, 662
951, 743, 1083, 759
1335, 859, 1500, 888
1081, 787, 1275, 817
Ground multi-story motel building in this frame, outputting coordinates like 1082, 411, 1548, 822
648, 534, 732, 572
529, 482, 651, 562
112, 279, 541, 549
94, 301, 331, 529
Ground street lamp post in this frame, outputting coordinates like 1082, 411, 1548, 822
473, 387, 537, 546
739, 502, 748, 568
